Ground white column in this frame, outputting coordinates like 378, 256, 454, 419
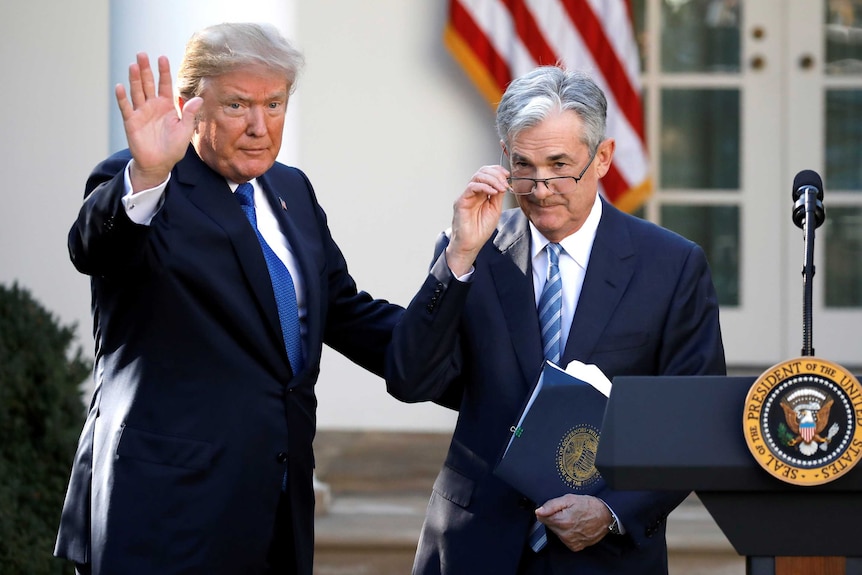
108, 0, 300, 163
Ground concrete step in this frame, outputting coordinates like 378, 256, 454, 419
314, 494, 424, 575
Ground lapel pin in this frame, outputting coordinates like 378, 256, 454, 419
279, 197, 287, 211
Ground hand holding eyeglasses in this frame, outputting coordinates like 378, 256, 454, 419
444, 164, 509, 277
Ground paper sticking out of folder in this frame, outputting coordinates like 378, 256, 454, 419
563, 359, 612, 397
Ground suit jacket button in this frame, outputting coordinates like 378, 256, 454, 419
276, 452, 288, 463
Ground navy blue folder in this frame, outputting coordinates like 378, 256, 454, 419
494, 361, 609, 505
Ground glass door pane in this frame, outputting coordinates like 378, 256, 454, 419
825, 207, 862, 306
660, 0, 742, 73
660, 89, 740, 189
823, 88, 862, 308
825, 0, 862, 74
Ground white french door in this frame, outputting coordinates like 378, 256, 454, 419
636, 0, 862, 367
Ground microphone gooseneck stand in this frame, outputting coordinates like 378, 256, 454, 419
800, 188, 816, 357
791, 171, 825, 357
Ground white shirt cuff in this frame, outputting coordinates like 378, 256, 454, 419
121, 160, 170, 225
600, 499, 625, 535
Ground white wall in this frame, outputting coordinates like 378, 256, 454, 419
295, 1, 500, 430
0, 0, 109, 359
0, 0, 501, 431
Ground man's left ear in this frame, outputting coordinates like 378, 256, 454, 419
594, 138, 616, 179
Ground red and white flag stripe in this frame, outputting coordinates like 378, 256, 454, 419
444, 0, 651, 212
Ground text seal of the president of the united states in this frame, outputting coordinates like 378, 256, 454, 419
743, 357, 862, 486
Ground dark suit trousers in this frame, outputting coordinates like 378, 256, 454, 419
265, 492, 297, 574
517, 543, 551, 574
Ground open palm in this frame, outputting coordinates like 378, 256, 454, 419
115, 53, 202, 191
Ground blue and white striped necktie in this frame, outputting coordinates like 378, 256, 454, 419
529, 242, 564, 553
538, 242, 563, 365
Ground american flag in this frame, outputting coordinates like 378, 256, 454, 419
444, 0, 650, 212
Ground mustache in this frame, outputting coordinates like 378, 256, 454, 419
522, 197, 565, 207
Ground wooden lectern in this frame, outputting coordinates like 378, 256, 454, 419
596, 375, 862, 575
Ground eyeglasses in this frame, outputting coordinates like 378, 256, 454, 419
500, 150, 596, 196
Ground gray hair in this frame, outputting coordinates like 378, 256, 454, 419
177, 22, 305, 100
495, 66, 607, 154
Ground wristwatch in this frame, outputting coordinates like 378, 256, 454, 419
600, 499, 622, 535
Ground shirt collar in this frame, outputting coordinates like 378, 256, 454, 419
228, 178, 259, 193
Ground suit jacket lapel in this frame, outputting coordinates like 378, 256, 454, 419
563, 200, 635, 364
173, 148, 286, 358
490, 210, 544, 388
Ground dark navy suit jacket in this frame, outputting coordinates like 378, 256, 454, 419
387, 201, 726, 575
55, 146, 402, 575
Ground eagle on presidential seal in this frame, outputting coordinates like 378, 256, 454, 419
779, 387, 840, 456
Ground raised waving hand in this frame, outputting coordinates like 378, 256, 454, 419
115, 53, 203, 192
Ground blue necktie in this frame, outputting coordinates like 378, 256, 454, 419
538, 243, 563, 365
529, 242, 563, 553
235, 183, 304, 374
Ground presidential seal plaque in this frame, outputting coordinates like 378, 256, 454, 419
743, 357, 862, 486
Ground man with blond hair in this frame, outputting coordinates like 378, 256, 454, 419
56, 23, 401, 575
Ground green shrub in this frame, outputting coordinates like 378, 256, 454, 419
0, 283, 90, 574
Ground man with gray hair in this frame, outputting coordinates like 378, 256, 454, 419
386, 66, 726, 574
55, 22, 402, 575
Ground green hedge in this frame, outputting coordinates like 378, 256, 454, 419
0, 283, 90, 574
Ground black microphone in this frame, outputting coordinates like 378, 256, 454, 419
791, 169, 825, 229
